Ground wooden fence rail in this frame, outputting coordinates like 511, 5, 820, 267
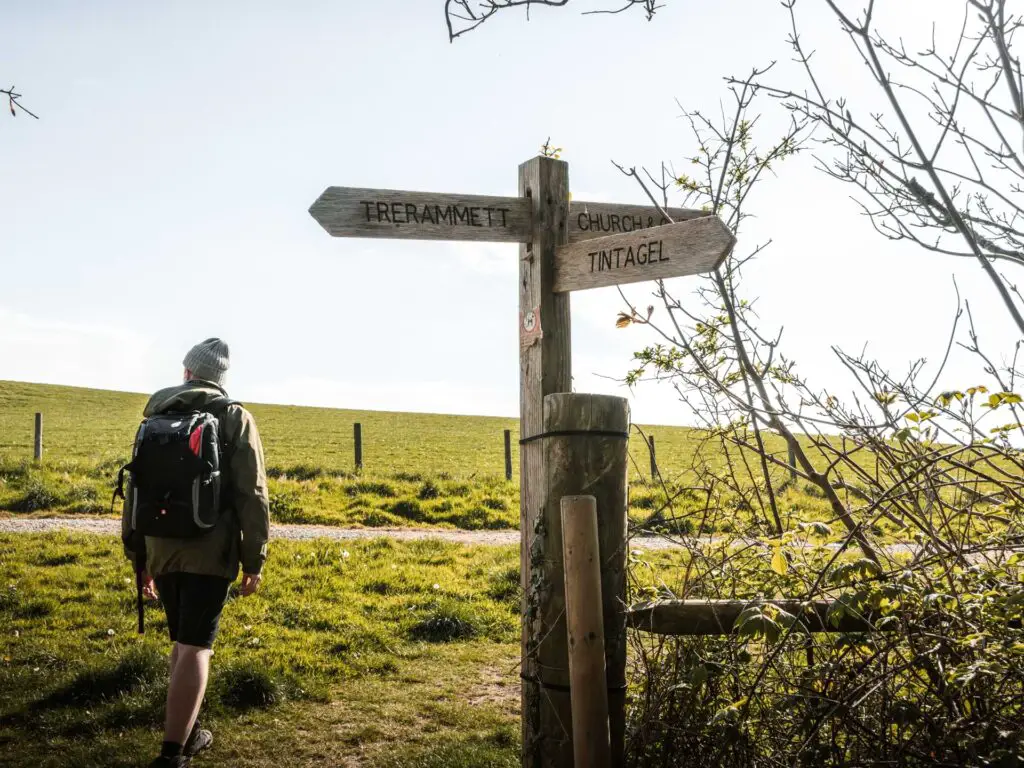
627, 599, 886, 636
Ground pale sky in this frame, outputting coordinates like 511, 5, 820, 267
2, 1, 1018, 425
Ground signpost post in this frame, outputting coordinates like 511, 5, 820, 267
309, 157, 734, 768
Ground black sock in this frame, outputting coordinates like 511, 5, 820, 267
161, 741, 183, 758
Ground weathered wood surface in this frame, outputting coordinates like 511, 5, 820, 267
627, 599, 888, 636
561, 495, 612, 768
504, 429, 513, 481
309, 184, 704, 245
33, 413, 42, 462
537, 393, 629, 768
567, 202, 705, 242
553, 216, 735, 293
353, 423, 362, 470
519, 157, 572, 768
310, 187, 531, 242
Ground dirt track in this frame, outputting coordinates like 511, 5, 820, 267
5, 517, 1013, 560
0, 516, 688, 549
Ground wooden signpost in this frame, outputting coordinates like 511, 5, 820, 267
553, 216, 733, 293
309, 157, 734, 768
309, 185, 706, 244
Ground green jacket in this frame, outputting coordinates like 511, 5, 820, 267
121, 381, 270, 580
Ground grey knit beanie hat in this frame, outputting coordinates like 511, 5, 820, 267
183, 337, 230, 385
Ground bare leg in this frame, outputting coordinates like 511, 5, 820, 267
163, 643, 210, 745
168, 642, 180, 679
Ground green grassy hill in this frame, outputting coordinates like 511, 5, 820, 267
0, 379, 719, 476
0, 379, 826, 534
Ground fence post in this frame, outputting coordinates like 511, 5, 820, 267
525, 392, 628, 768
561, 494, 612, 768
648, 435, 657, 480
34, 413, 43, 462
354, 422, 362, 470
504, 429, 513, 481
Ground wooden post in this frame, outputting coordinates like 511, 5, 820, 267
519, 155, 572, 768
527, 393, 629, 768
648, 435, 657, 480
561, 495, 611, 768
787, 440, 797, 482
354, 423, 362, 470
33, 413, 42, 462
307, 163, 733, 768
504, 429, 513, 482
305, 158, 731, 768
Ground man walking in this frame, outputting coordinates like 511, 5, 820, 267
120, 338, 270, 767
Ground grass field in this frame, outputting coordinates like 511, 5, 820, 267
0, 531, 524, 767
0, 380, 858, 538
1, 381, 1006, 767
0, 531, 702, 768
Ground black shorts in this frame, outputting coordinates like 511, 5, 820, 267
154, 573, 232, 649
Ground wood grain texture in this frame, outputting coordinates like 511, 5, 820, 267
567, 202, 706, 243
540, 393, 629, 768
627, 599, 889, 636
504, 429, 513, 481
309, 186, 531, 242
519, 157, 572, 768
561, 495, 612, 768
309, 184, 706, 247
554, 215, 735, 293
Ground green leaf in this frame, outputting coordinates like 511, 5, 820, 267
689, 665, 709, 687
737, 606, 782, 643
985, 392, 1023, 408
936, 391, 965, 407
923, 593, 954, 610
876, 615, 901, 630
990, 423, 1019, 435
711, 698, 747, 725
826, 601, 846, 628
798, 521, 831, 539
770, 547, 788, 576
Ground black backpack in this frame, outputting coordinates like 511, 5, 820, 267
114, 396, 239, 540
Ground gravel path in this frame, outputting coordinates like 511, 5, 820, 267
0, 516, 688, 549
5, 517, 1015, 560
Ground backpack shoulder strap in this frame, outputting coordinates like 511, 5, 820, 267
204, 397, 242, 417
203, 398, 243, 457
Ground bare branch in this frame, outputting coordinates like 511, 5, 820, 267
738, 0, 1024, 335
1, 86, 39, 120
444, 0, 663, 40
